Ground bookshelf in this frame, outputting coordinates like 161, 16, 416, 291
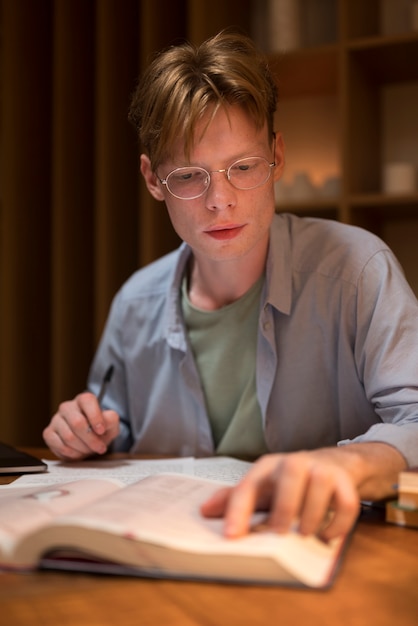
256, 0, 418, 294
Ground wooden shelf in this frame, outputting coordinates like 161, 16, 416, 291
349, 192, 418, 207
347, 34, 418, 84
347, 31, 418, 49
349, 194, 418, 222
266, 0, 418, 293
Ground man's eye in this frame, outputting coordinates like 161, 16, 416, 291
174, 170, 205, 183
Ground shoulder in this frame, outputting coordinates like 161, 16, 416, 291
116, 244, 188, 304
271, 213, 391, 285
272, 212, 388, 253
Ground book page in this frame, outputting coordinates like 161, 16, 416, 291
0, 479, 122, 558
2, 457, 195, 487
50, 474, 248, 544
193, 457, 252, 482
51, 473, 341, 588
2, 456, 251, 488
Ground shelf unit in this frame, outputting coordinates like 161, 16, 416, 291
264, 0, 418, 294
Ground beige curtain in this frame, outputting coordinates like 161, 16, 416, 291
0, 0, 252, 445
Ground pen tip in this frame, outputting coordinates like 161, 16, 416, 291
104, 364, 114, 382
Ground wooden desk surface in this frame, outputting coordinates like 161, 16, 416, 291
1, 450, 417, 626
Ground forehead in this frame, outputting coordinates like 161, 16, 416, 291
162, 104, 269, 167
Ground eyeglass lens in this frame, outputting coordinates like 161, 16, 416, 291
166, 157, 273, 199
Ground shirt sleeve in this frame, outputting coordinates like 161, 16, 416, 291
339, 249, 418, 467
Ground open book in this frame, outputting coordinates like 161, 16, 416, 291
0, 472, 348, 588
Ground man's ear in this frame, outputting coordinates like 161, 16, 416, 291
273, 132, 286, 182
140, 154, 165, 201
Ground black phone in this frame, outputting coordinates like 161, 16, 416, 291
0, 441, 47, 474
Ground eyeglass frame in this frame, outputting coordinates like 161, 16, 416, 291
156, 134, 277, 200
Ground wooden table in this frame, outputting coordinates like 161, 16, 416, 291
1, 450, 417, 626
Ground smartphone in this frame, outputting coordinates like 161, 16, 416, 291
0, 441, 47, 474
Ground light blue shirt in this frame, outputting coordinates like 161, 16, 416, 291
88, 213, 418, 467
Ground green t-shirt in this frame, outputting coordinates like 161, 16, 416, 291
181, 275, 268, 459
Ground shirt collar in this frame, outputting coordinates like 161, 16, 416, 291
164, 213, 293, 347
264, 214, 292, 315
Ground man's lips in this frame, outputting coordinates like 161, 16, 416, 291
204, 224, 245, 240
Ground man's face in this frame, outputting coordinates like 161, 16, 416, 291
142, 105, 284, 266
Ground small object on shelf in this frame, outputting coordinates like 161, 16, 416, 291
320, 175, 341, 198
380, 0, 414, 36
382, 162, 416, 194
267, 0, 301, 51
299, 0, 338, 47
289, 172, 317, 200
275, 172, 318, 203
274, 179, 292, 203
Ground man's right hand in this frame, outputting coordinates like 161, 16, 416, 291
43, 392, 120, 460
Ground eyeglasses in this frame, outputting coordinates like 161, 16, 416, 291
157, 156, 276, 200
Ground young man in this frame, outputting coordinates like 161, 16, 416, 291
44, 31, 418, 541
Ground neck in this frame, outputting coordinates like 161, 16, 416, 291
188, 242, 268, 311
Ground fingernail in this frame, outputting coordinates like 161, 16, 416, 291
95, 423, 105, 435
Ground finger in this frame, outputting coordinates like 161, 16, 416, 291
201, 458, 274, 520
319, 478, 360, 541
76, 392, 107, 435
101, 410, 120, 446
223, 483, 260, 537
201, 481, 257, 537
266, 454, 312, 533
297, 465, 338, 536
60, 396, 110, 452
50, 403, 108, 457
200, 486, 232, 518
44, 407, 119, 461
294, 462, 360, 539
271, 460, 359, 539
43, 426, 92, 461
217, 456, 281, 537
43, 413, 94, 460
54, 411, 107, 457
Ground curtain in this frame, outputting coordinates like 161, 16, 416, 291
0, 0, 252, 446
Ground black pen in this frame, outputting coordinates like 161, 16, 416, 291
87, 365, 114, 434
97, 364, 114, 407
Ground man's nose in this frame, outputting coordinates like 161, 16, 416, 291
204, 170, 236, 211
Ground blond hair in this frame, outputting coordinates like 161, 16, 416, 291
128, 30, 278, 170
